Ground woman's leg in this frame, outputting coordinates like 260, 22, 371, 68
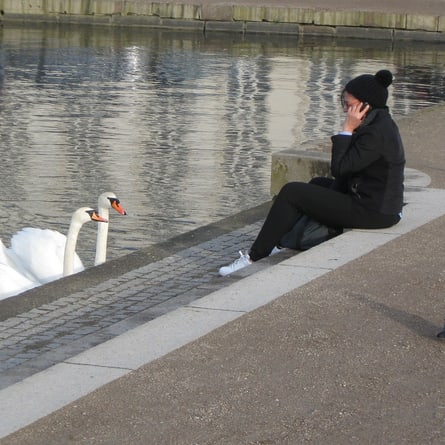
249, 181, 398, 261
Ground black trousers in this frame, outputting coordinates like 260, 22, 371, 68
249, 178, 400, 261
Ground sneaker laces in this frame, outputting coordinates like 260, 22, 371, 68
230, 250, 250, 269
219, 250, 252, 276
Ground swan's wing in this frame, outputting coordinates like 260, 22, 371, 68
10, 228, 84, 284
0, 239, 38, 282
0, 263, 39, 300
11, 228, 65, 283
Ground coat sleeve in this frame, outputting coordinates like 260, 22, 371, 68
330, 129, 381, 178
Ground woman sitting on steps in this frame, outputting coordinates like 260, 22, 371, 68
219, 69, 406, 276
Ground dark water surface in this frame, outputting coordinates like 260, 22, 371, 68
0, 24, 444, 266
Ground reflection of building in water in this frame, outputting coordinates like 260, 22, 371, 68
301, 59, 352, 143
222, 56, 271, 188
265, 57, 311, 151
156, 54, 278, 216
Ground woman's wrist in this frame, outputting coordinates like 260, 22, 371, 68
343, 124, 355, 132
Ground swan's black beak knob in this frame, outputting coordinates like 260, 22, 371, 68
88, 210, 108, 223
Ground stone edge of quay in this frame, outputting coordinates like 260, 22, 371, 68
0, 2, 444, 42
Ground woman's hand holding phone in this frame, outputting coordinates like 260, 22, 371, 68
343, 102, 370, 132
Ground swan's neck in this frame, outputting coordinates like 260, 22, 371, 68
63, 220, 83, 277
95, 206, 109, 266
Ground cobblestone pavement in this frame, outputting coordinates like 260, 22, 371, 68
0, 220, 275, 390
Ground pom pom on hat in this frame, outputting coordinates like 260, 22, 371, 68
375, 69, 393, 88
345, 69, 393, 108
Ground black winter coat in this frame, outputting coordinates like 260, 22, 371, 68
330, 108, 405, 216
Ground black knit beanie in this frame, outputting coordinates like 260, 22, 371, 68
345, 70, 393, 108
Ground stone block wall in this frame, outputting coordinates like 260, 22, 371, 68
0, 0, 444, 41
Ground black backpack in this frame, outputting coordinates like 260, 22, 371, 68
279, 213, 342, 251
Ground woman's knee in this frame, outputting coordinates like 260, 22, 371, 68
309, 176, 334, 188
279, 181, 306, 197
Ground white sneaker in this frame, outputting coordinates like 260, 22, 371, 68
218, 251, 252, 276
270, 246, 283, 256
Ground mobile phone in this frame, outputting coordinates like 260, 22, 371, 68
360, 102, 370, 112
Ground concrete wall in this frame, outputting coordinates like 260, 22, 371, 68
0, 0, 444, 41
270, 149, 331, 197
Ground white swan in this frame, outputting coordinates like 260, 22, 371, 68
95, 192, 127, 266
63, 207, 108, 276
10, 207, 108, 284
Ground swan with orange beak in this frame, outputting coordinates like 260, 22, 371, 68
95, 192, 127, 266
